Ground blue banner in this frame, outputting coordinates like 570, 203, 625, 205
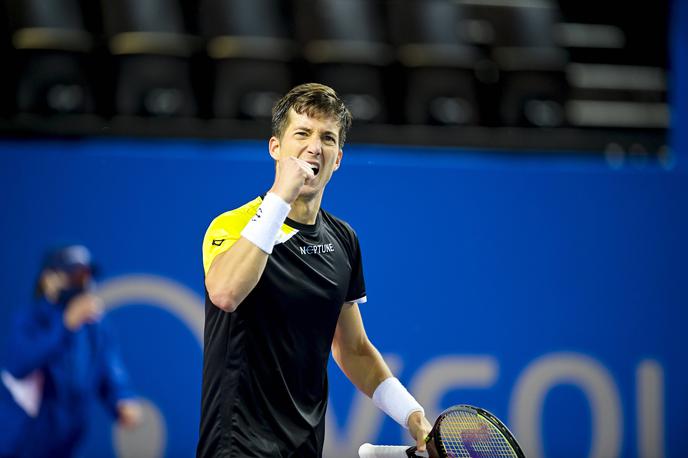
0, 138, 686, 457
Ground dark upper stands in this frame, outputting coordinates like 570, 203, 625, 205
0, 0, 670, 151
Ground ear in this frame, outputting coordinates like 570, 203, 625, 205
333, 149, 343, 171
269, 136, 280, 161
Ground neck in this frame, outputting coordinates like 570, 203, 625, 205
288, 192, 323, 225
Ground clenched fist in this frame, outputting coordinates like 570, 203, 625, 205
269, 156, 316, 204
63, 293, 104, 331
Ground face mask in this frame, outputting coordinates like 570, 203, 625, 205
56, 286, 86, 306
54, 268, 93, 306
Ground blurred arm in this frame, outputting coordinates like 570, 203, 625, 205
97, 319, 138, 423
4, 303, 70, 378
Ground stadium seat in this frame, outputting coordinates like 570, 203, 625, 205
6, 0, 96, 115
101, 0, 198, 117
460, 1, 569, 127
199, 0, 293, 119
387, 0, 482, 125
292, 0, 392, 123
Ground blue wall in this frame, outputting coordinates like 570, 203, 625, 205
0, 139, 686, 458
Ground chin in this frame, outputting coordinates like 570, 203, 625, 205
299, 183, 322, 199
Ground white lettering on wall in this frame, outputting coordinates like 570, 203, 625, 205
509, 352, 622, 458
637, 359, 664, 458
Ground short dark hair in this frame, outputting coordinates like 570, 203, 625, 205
272, 83, 352, 148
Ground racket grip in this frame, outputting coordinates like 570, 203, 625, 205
358, 443, 414, 458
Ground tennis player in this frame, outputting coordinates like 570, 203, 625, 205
198, 83, 432, 457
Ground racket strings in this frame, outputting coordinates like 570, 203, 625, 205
438, 410, 518, 458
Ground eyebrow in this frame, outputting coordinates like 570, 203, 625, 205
293, 126, 338, 138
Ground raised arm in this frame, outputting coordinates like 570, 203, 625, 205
205, 154, 315, 312
205, 237, 272, 313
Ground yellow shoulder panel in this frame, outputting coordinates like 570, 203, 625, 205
202, 197, 300, 275
202, 197, 262, 274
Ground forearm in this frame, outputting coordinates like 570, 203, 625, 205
333, 339, 393, 398
333, 304, 425, 432
98, 321, 137, 414
206, 193, 292, 312
205, 238, 270, 312
335, 339, 424, 430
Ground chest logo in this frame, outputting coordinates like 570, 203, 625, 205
299, 243, 335, 255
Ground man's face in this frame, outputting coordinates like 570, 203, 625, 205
41, 265, 93, 304
54, 267, 93, 304
270, 109, 343, 198
66, 266, 92, 290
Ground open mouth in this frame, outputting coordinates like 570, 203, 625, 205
310, 164, 320, 176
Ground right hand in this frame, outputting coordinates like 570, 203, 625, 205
269, 156, 316, 204
408, 411, 433, 454
63, 293, 104, 331
117, 399, 143, 429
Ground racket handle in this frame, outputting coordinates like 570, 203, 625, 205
358, 443, 425, 458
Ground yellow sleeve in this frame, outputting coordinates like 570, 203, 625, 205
202, 197, 262, 274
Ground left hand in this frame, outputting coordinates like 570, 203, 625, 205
408, 410, 433, 453
117, 399, 143, 429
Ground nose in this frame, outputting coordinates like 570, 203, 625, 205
304, 136, 322, 156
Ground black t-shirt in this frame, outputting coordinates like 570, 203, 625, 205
198, 197, 366, 457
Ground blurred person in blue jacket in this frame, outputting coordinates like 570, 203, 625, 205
0, 245, 141, 458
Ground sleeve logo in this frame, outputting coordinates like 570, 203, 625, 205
212, 239, 225, 246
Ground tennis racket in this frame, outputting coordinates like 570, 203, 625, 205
358, 405, 524, 458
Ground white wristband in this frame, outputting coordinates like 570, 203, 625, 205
372, 377, 424, 429
240, 193, 291, 254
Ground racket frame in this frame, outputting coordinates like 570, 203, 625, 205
406, 404, 525, 458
